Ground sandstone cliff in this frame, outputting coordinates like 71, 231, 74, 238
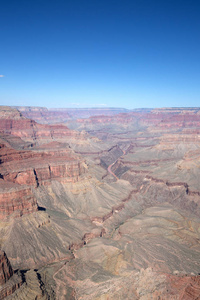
0, 106, 84, 144
0, 180, 38, 220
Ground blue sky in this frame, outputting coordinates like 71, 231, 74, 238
0, 0, 200, 108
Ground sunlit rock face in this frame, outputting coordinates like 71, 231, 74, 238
0, 105, 200, 299
0, 181, 38, 219
0, 141, 85, 187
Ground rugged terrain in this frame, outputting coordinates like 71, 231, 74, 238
0, 106, 200, 299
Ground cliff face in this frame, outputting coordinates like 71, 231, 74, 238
0, 119, 82, 143
0, 250, 25, 299
0, 142, 85, 188
0, 250, 13, 285
0, 105, 200, 299
0, 181, 38, 219
0, 106, 83, 144
0, 107, 86, 220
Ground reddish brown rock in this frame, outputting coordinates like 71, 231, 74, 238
165, 273, 200, 299
0, 141, 85, 187
0, 250, 13, 285
0, 180, 38, 219
0, 106, 83, 144
0, 250, 23, 299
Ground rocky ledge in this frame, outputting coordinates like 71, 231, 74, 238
0, 180, 38, 220
0, 250, 22, 299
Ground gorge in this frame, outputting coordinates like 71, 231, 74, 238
0, 106, 200, 299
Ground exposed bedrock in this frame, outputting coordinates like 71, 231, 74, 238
0, 251, 13, 285
0, 250, 53, 300
0, 119, 83, 143
0, 106, 200, 299
5, 269, 55, 300
0, 141, 86, 188
100, 145, 123, 169
2, 161, 85, 187
0, 250, 23, 299
0, 107, 85, 144
0, 181, 38, 220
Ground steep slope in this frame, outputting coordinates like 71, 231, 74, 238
0, 107, 134, 275
0, 106, 83, 145
1, 106, 200, 299
0, 250, 23, 299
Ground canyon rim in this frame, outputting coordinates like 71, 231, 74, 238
0, 106, 200, 299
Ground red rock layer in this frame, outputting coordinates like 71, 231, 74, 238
0, 250, 22, 299
0, 180, 38, 219
0, 142, 85, 187
64, 107, 200, 130
157, 114, 200, 129
0, 250, 13, 285
0, 119, 82, 142
166, 274, 200, 299
0, 106, 84, 143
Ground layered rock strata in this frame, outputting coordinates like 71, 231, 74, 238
0, 142, 85, 187
0, 250, 22, 299
0, 180, 38, 220
0, 251, 13, 285
0, 106, 200, 299
0, 107, 84, 144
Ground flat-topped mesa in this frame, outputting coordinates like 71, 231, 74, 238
0, 180, 38, 219
0, 250, 13, 285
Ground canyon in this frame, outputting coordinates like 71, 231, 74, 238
0, 106, 200, 299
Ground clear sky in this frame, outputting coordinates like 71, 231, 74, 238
0, 0, 200, 109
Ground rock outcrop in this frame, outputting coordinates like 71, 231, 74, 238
0, 105, 200, 299
0, 251, 13, 285
0, 141, 85, 187
0, 250, 22, 299
0, 106, 84, 144
0, 180, 38, 220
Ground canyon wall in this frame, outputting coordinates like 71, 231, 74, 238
0, 106, 200, 299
